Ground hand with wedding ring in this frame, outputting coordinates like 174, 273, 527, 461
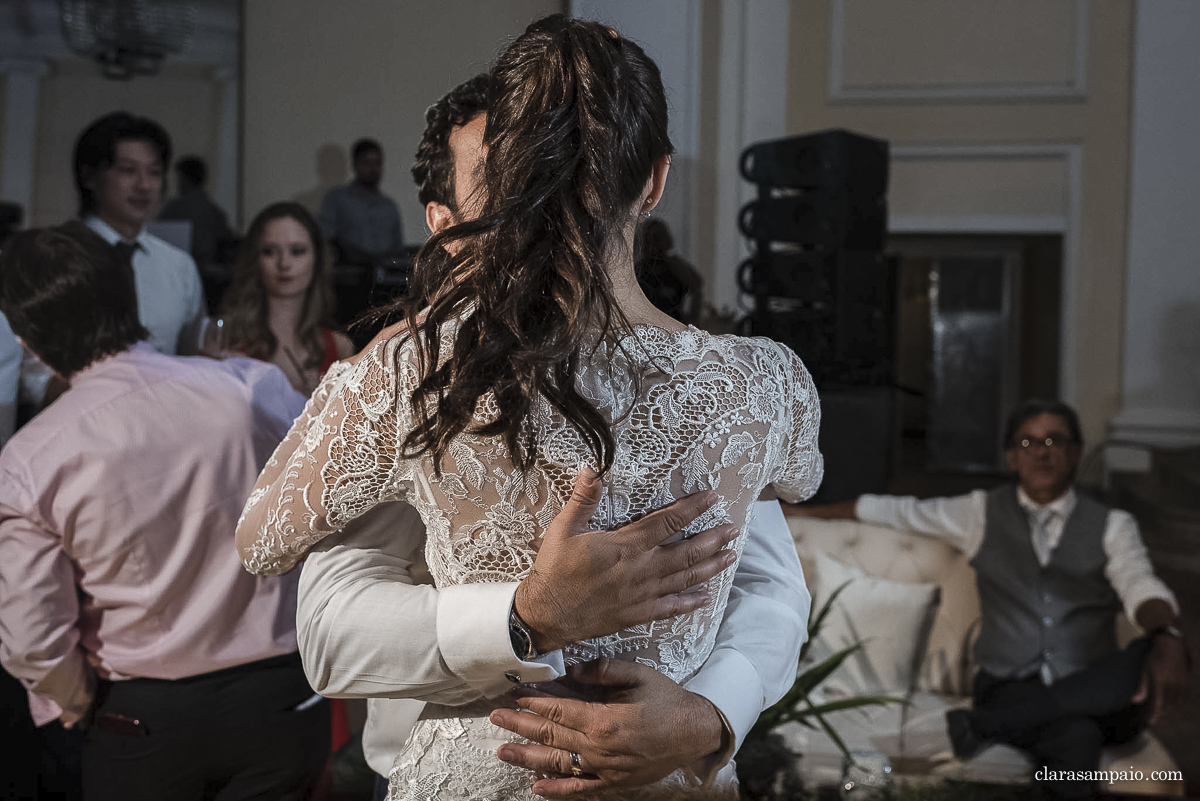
491, 658, 728, 798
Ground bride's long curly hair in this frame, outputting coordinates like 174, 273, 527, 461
397, 14, 673, 475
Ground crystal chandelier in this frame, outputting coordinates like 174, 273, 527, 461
59, 0, 195, 80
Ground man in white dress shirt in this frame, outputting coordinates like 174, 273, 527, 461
73, 112, 207, 358
297, 75, 814, 799
794, 399, 1189, 799
20, 113, 209, 414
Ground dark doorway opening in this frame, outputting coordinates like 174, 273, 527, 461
885, 233, 1062, 496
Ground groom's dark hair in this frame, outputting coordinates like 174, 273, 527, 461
412, 73, 491, 210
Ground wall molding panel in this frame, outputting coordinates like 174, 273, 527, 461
829, 0, 1089, 103
888, 143, 1082, 403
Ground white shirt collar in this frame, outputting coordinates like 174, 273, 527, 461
1016, 485, 1076, 520
84, 215, 148, 247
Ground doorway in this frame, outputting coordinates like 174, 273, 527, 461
886, 234, 1062, 491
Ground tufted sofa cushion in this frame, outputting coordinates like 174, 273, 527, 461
788, 517, 981, 696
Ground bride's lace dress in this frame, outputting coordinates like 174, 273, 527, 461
240, 324, 822, 800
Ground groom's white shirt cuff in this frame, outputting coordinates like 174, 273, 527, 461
684, 500, 810, 755
685, 647, 764, 756
297, 503, 564, 704
437, 582, 564, 697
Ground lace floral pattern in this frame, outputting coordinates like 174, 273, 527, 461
240, 323, 821, 800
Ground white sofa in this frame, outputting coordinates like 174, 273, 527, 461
780, 516, 1184, 796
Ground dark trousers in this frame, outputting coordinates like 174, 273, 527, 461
972, 638, 1150, 800
2, 665, 43, 800
2, 664, 85, 800
82, 652, 330, 801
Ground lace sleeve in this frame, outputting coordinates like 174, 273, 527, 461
769, 347, 824, 504
237, 340, 412, 576
243, 359, 355, 507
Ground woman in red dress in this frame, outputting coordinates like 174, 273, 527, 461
213, 202, 353, 394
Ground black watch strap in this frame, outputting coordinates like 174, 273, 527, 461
509, 608, 538, 661
1151, 624, 1184, 642
1150, 624, 1192, 669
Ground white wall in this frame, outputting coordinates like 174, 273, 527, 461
1111, 0, 1200, 448
246, 0, 788, 318
238, 1, 1175, 453
242, 0, 559, 238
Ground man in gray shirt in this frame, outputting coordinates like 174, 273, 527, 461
158, 156, 235, 272
318, 138, 404, 266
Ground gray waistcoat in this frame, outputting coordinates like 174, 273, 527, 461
970, 485, 1120, 681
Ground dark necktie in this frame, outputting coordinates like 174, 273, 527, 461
111, 240, 140, 301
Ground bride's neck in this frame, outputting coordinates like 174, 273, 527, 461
602, 223, 685, 331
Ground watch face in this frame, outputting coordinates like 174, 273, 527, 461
510, 619, 534, 659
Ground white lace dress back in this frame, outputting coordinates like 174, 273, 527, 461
239, 324, 822, 800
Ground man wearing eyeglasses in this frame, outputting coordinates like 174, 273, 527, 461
792, 398, 1188, 800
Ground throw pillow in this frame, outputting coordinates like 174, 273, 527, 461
808, 550, 941, 698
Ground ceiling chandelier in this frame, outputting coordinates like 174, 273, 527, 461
59, 0, 195, 80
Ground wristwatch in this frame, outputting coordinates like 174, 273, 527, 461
1151, 624, 1185, 642
509, 607, 538, 661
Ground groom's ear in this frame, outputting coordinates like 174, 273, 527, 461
426, 202, 456, 235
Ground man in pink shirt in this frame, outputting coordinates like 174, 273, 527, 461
0, 222, 327, 800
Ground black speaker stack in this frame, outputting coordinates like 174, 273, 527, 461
738, 129, 894, 388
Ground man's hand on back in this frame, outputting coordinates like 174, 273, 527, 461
515, 468, 738, 653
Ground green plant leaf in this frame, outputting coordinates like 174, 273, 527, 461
800, 579, 854, 662
813, 711, 853, 761
801, 695, 905, 717
749, 645, 862, 737
788, 644, 863, 699
745, 575, 909, 762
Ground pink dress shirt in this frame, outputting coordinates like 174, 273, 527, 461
0, 343, 306, 725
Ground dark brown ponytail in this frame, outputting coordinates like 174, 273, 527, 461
398, 14, 673, 475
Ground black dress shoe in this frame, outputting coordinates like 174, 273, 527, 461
946, 709, 989, 759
